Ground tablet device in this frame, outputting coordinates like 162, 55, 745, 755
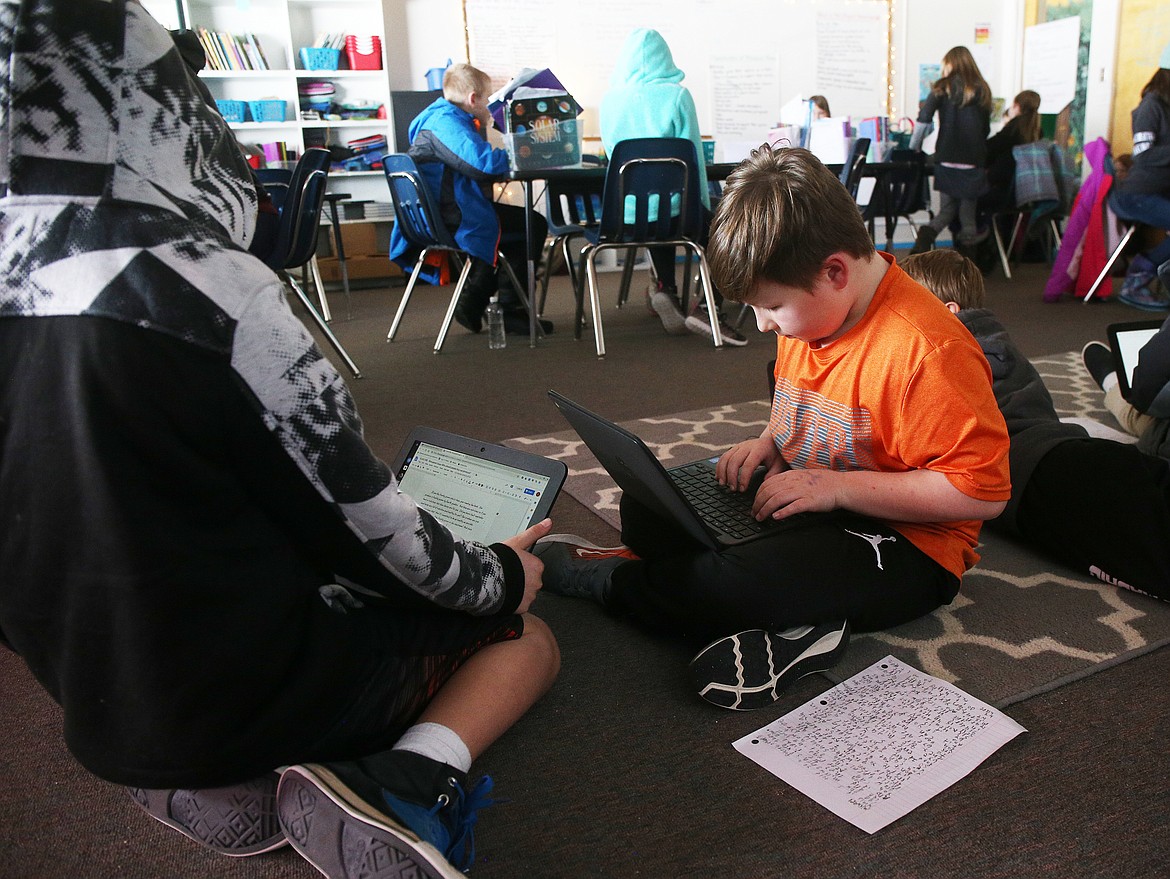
390, 427, 566, 545
1107, 320, 1163, 400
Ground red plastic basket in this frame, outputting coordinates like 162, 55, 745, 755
345, 35, 382, 71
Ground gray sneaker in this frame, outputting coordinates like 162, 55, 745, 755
534, 534, 638, 603
128, 773, 287, 857
649, 286, 689, 335
685, 306, 748, 346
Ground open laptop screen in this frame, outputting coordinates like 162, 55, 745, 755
394, 432, 562, 545
1108, 320, 1163, 399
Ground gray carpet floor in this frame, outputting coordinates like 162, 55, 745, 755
4, 259, 1169, 878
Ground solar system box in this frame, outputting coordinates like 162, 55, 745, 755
503, 93, 582, 171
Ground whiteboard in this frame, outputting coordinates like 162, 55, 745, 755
464, 0, 891, 142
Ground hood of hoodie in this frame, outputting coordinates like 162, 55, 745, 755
0, 0, 279, 358
610, 28, 684, 88
1084, 136, 1109, 173
0, 0, 256, 247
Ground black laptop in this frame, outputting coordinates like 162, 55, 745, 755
548, 390, 794, 550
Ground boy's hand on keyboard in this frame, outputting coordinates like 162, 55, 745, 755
717, 435, 786, 492
752, 469, 841, 520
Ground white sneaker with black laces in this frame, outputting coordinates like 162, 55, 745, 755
685, 306, 748, 346
689, 621, 850, 710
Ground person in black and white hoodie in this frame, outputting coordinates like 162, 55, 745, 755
0, 3, 558, 876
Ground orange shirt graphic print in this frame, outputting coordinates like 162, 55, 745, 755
767, 379, 877, 472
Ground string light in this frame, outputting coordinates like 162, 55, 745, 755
888, 0, 897, 120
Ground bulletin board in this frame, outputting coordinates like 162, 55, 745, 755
461, 0, 892, 143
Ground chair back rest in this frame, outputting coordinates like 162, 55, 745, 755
599, 137, 703, 244
1012, 139, 1075, 215
883, 148, 929, 215
255, 168, 292, 212
382, 153, 459, 250
544, 175, 604, 235
839, 137, 870, 199
261, 148, 331, 271
1011, 140, 1059, 207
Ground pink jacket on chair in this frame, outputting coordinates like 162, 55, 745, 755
1044, 137, 1113, 302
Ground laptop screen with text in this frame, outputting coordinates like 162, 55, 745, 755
396, 441, 553, 545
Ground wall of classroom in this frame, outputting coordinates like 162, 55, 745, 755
1109, 0, 1170, 154
387, 0, 1136, 159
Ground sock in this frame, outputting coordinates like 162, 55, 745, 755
392, 722, 472, 774
1103, 372, 1118, 394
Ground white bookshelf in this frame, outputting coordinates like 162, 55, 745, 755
140, 0, 393, 205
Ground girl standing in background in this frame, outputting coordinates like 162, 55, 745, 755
909, 46, 993, 256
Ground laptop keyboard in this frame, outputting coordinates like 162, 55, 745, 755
669, 461, 767, 540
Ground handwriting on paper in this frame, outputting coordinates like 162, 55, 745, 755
734, 656, 1026, 833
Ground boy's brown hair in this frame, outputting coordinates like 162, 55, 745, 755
707, 144, 876, 301
443, 63, 492, 106
900, 249, 986, 310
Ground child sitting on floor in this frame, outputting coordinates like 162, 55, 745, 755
535, 145, 1011, 710
903, 249, 1170, 599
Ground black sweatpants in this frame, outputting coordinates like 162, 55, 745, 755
460, 203, 548, 312
1015, 438, 1170, 600
610, 494, 960, 645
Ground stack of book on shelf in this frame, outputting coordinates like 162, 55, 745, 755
197, 27, 269, 71
334, 133, 387, 172
363, 202, 395, 221
299, 81, 335, 118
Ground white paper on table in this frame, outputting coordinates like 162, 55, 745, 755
733, 656, 1026, 834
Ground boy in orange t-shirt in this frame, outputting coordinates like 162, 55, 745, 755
537, 146, 1011, 709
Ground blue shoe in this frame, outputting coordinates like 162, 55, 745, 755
533, 534, 639, 603
277, 752, 493, 878
1119, 284, 1170, 311
1118, 256, 1169, 311
689, 621, 851, 710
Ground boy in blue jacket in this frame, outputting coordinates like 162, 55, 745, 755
388, 63, 550, 335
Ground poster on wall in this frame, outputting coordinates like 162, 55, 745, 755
972, 23, 995, 87
1023, 16, 1080, 113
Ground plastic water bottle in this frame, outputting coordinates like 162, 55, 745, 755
486, 301, 506, 349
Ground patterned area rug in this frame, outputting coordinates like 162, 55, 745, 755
507, 352, 1170, 707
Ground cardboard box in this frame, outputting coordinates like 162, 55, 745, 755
317, 254, 400, 283
316, 221, 399, 283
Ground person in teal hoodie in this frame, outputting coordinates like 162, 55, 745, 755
388, 63, 550, 335
600, 29, 745, 345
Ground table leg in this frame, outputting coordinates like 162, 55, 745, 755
327, 198, 352, 319
524, 180, 537, 348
